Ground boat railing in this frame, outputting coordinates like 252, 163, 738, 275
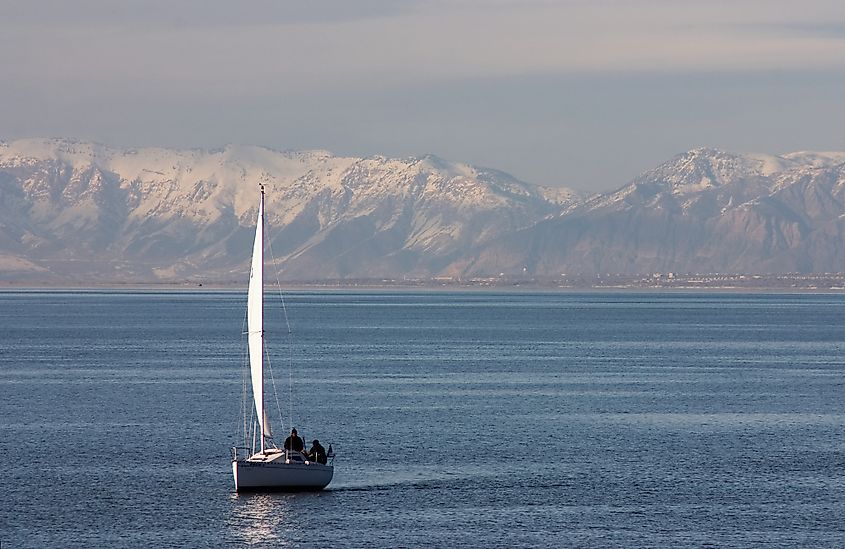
278, 446, 335, 465
285, 450, 306, 463
232, 445, 336, 465
231, 446, 252, 461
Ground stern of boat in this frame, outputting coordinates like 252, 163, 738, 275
231, 446, 333, 492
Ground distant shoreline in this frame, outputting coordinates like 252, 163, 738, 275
3, 273, 845, 293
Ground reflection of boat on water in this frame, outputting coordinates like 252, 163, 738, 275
228, 493, 286, 544
231, 185, 334, 492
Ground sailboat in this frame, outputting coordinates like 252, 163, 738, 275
231, 185, 334, 492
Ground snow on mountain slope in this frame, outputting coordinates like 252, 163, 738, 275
582, 148, 798, 214
5, 139, 845, 281
466, 147, 845, 276
781, 151, 845, 168
0, 138, 582, 281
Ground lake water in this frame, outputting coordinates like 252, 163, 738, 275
1, 290, 845, 547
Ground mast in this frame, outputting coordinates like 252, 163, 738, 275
248, 184, 269, 452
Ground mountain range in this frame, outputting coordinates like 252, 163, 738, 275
2, 138, 845, 283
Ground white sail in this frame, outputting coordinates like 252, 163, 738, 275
248, 189, 270, 448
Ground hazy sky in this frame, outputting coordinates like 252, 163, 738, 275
3, 0, 845, 191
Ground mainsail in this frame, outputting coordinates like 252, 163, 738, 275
248, 187, 270, 448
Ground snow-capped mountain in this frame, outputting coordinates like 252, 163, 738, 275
469, 148, 845, 276
4, 139, 845, 283
0, 138, 581, 282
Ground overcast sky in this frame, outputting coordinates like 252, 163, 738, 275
3, 0, 845, 191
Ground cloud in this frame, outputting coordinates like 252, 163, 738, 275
1, 0, 414, 27
3, 0, 845, 191
4, 0, 845, 99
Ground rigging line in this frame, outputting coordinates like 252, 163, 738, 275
242, 348, 253, 448
238, 306, 251, 449
264, 339, 287, 443
265, 226, 296, 434
239, 355, 248, 448
263, 214, 292, 335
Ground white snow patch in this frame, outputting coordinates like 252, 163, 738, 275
0, 254, 48, 272
782, 151, 845, 168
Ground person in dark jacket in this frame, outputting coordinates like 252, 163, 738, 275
308, 439, 327, 464
283, 428, 304, 452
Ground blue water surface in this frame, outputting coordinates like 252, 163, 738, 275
1, 291, 844, 547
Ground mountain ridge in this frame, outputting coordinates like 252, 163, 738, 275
0, 138, 582, 282
471, 148, 845, 276
3, 138, 845, 283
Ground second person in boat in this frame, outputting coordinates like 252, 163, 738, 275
308, 439, 327, 464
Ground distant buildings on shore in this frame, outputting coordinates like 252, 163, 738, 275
276, 272, 845, 291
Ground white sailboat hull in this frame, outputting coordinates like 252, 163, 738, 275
233, 459, 334, 492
